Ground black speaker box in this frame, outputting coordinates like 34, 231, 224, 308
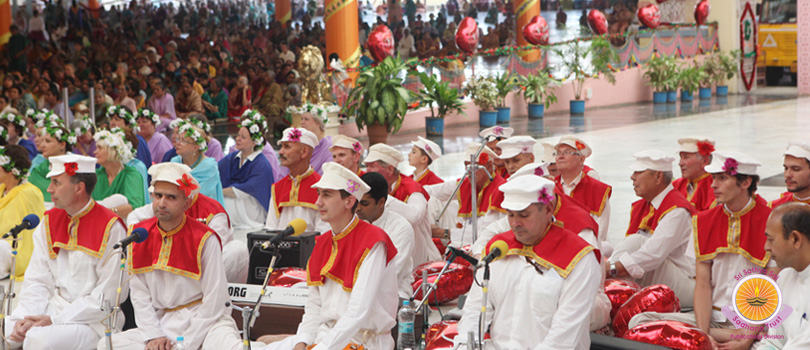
246, 230, 320, 285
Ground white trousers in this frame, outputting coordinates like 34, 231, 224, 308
4, 320, 99, 350
98, 314, 245, 350
612, 234, 695, 308
223, 240, 249, 283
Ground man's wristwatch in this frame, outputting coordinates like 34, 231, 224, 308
609, 262, 618, 278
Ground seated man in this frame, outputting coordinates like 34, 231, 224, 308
7, 154, 126, 349
479, 126, 513, 179
672, 137, 716, 212
454, 176, 600, 349
608, 150, 697, 307
126, 165, 249, 283
260, 163, 399, 350
409, 136, 443, 186
770, 140, 810, 208
628, 151, 776, 349
265, 127, 329, 233
105, 162, 244, 350
365, 143, 439, 265
540, 142, 559, 178
760, 203, 810, 349
329, 134, 364, 176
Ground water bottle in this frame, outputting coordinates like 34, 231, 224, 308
172, 336, 188, 350
397, 299, 416, 350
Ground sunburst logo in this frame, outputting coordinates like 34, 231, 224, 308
732, 275, 781, 324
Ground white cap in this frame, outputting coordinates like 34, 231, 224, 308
148, 162, 200, 197
540, 142, 556, 163
412, 136, 442, 161
464, 142, 497, 164
364, 144, 404, 166
312, 162, 370, 200
678, 137, 715, 156
784, 140, 810, 161
330, 135, 364, 154
479, 126, 514, 139
705, 151, 761, 176
555, 135, 592, 158
47, 154, 97, 178
277, 127, 318, 149
629, 150, 675, 172
499, 175, 556, 211
497, 136, 537, 159
510, 162, 551, 180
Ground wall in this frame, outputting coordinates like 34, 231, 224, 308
799, 0, 810, 95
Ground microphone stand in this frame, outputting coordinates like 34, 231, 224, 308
412, 248, 468, 348
0, 230, 24, 349
227, 245, 282, 350
100, 247, 130, 350
477, 262, 491, 350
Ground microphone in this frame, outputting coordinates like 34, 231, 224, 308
261, 218, 308, 249
3, 214, 40, 239
446, 246, 479, 266
113, 228, 149, 249
477, 240, 508, 268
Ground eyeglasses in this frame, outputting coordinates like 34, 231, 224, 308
554, 150, 582, 157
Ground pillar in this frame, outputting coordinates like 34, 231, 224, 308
798, 0, 810, 95
325, 0, 360, 81
276, 0, 291, 27
515, 0, 541, 62
0, 0, 10, 47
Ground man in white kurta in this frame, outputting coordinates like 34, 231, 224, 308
356, 172, 415, 299
7, 155, 126, 350
103, 162, 243, 350
265, 127, 329, 233
454, 176, 600, 350
259, 163, 399, 350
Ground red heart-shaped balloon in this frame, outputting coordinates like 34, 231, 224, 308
694, 0, 710, 25
612, 284, 681, 337
412, 261, 474, 305
624, 321, 713, 350
656, 0, 668, 3
267, 267, 308, 287
604, 279, 642, 319
522, 15, 550, 46
424, 320, 490, 350
637, 4, 661, 29
367, 24, 395, 62
587, 9, 609, 35
455, 17, 480, 55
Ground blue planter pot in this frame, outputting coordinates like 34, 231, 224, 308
496, 107, 511, 123
699, 87, 712, 99
716, 85, 729, 96
479, 111, 497, 127
528, 103, 545, 118
653, 92, 667, 104
570, 100, 585, 114
425, 118, 444, 136
716, 96, 728, 105
666, 91, 678, 103
681, 90, 694, 102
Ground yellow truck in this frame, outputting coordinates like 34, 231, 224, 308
758, 0, 797, 85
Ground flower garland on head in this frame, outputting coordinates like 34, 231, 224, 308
0, 125, 7, 140
170, 119, 208, 152
40, 118, 77, 146
73, 116, 93, 136
106, 105, 139, 133
0, 146, 25, 180
189, 116, 212, 135
32, 110, 62, 129
1, 113, 26, 132
286, 103, 340, 125
94, 128, 136, 163
239, 110, 268, 146
137, 108, 161, 126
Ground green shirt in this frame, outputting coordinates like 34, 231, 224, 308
28, 159, 52, 202
92, 166, 145, 208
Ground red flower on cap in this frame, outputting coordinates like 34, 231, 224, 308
289, 128, 302, 142
537, 188, 553, 206
574, 140, 586, 151
722, 158, 739, 176
176, 173, 198, 197
697, 141, 715, 157
352, 142, 363, 153
477, 152, 490, 165
64, 162, 78, 176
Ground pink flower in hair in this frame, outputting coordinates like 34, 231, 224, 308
722, 158, 739, 176
537, 188, 553, 206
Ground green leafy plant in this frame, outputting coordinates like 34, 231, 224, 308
643, 54, 679, 92
464, 75, 498, 112
417, 72, 466, 119
677, 64, 706, 94
342, 56, 416, 134
706, 50, 740, 86
519, 70, 560, 108
493, 72, 516, 108
553, 37, 619, 100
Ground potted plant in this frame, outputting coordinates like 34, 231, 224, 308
643, 54, 678, 104
677, 64, 705, 102
553, 37, 618, 114
342, 56, 416, 145
697, 58, 715, 100
708, 50, 740, 96
464, 75, 498, 127
519, 69, 560, 118
493, 72, 515, 123
417, 72, 466, 136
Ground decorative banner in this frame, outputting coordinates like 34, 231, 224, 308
455, 17, 480, 55
694, 0, 710, 25
637, 4, 661, 29
588, 9, 609, 35
739, 1, 757, 91
515, 0, 541, 61
276, 0, 291, 26
522, 15, 550, 46
367, 25, 395, 62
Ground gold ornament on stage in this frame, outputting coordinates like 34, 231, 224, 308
298, 45, 334, 105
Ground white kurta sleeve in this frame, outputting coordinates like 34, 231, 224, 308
391, 192, 428, 225
617, 208, 691, 279
453, 267, 491, 349
471, 217, 510, 257
536, 253, 600, 350
126, 204, 155, 226
312, 242, 389, 350
207, 212, 233, 244
13, 224, 54, 317
381, 213, 415, 299
595, 200, 610, 242
51, 221, 128, 325
183, 237, 231, 350
292, 285, 322, 346
131, 273, 165, 342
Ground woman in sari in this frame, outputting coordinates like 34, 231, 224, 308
27, 113, 77, 204
136, 108, 172, 164
92, 128, 145, 219
169, 119, 224, 203
0, 144, 44, 281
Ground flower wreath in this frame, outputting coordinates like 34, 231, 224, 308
106, 105, 139, 133
0, 125, 7, 140
0, 146, 25, 180
137, 108, 161, 126
94, 128, 136, 163
73, 115, 93, 136
32, 110, 62, 129
286, 103, 340, 125
170, 119, 208, 152
1, 112, 26, 131
239, 110, 268, 146
40, 118, 77, 146
189, 116, 212, 134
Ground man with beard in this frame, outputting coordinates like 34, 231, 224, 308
770, 141, 810, 208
